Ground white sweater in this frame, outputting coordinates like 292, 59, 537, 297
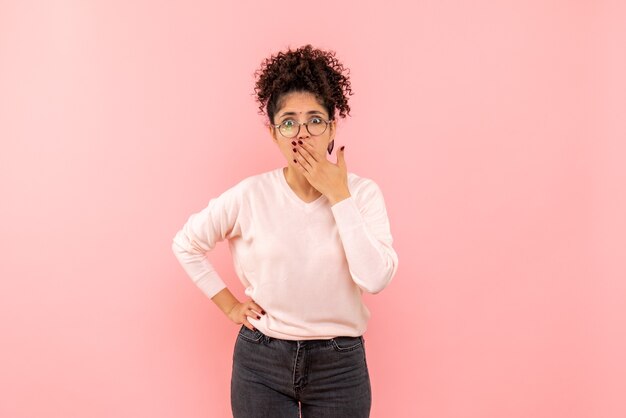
171, 167, 399, 340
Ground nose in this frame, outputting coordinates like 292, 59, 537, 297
296, 122, 310, 140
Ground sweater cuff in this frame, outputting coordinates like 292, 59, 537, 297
330, 196, 364, 231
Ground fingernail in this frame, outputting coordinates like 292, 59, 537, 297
298, 140, 303, 144
291, 141, 296, 145
257, 315, 261, 319
292, 148, 296, 152
261, 310, 266, 315
340, 145, 345, 151
293, 159, 297, 163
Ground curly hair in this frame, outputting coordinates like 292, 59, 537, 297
253, 44, 354, 126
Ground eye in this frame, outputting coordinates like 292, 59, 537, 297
282, 120, 295, 128
309, 117, 322, 124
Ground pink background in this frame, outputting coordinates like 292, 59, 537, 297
1, 1, 625, 417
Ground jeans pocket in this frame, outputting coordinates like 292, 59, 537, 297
237, 324, 264, 344
330, 335, 363, 352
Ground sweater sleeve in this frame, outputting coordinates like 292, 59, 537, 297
330, 180, 399, 294
171, 185, 241, 299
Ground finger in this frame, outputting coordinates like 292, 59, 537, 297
246, 301, 262, 316
336, 145, 346, 169
250, 302, 266, 315
296, 161, 312, 177
297, 140, 320, 162
247, 307, 262, 320
291, 146, 307, 167
293, 154, 312, 176
243, 319, 255, 331
295, 150, 313, 170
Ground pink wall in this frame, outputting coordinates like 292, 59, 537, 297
1, 1, 624, 417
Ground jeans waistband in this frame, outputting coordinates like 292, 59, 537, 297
240, 324, 363, 348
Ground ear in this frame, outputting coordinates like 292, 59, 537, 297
268, 124, 277, 143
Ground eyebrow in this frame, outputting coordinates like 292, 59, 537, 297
278, 110, 325, 120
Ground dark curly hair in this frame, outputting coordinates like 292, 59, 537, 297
253, 44, 354, 126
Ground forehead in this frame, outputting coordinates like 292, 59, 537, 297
276, 91, 326, 115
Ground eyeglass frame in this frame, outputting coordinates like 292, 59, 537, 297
272, 117, 333, 139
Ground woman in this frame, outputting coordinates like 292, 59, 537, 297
172, 44, 399, 418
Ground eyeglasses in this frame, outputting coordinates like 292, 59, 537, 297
273, 117, 331, 139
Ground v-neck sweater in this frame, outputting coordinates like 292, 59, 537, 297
171, 167, 399, 340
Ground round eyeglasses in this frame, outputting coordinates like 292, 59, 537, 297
273, 117, 331, 139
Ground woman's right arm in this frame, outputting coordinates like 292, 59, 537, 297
171, 184, 264, 329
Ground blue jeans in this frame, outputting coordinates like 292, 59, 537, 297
231, 324, 372, 417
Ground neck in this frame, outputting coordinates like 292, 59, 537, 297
283, 166, 321, 198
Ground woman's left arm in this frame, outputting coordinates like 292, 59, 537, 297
330, 180, 399, 294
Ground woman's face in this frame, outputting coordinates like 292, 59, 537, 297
269, 91, 336, 168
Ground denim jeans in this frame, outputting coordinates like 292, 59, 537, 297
231, 324, 372, 418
